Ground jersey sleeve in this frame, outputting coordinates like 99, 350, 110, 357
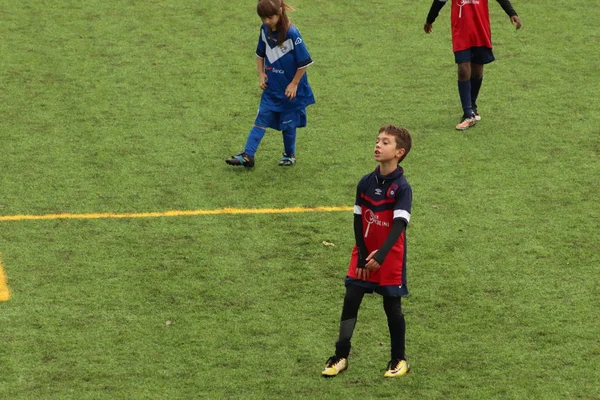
256, 27, 266, 59
371, 181, 411, 265
496, 0, 518, 17
288, 26, 313, 69
354, 175, 369, 212
393, 183, 412, 224
426, 0, 447, 24
354, 176, 370, 265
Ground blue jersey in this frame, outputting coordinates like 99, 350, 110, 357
256, 24, 315, 112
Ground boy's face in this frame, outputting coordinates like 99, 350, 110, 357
374, 132, 405, 163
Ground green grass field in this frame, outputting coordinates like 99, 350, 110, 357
1, 0, 599, 399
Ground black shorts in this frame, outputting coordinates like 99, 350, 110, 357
345, 277, 409, 297
454, 46, 495, 64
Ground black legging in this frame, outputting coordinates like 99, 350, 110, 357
335, 284, 406, 360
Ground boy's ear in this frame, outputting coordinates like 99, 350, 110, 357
396, 148, 406, 159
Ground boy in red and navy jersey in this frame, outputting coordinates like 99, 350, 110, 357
424, 0, 522, 130
322, 125, 413, 378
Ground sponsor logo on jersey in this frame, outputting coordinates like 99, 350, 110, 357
458, 0, 480, 18
295, 37, 303, 45
375, 188, 383, 196
265, 66, 285, 74
364, 209, 390, 238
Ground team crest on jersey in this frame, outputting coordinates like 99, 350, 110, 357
387, 184, 399, 198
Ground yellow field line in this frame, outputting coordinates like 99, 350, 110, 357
0, 255, 10, 302
0, 206, 353, 222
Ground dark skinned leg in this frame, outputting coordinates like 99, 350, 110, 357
471, 63, 484, 115
457, 62, 473, 117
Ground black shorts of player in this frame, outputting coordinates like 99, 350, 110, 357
345, 277, 408, 297
454, 46, 495, 64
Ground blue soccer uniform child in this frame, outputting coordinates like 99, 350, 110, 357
323, 125, 413, 378
226, 0, 315, 168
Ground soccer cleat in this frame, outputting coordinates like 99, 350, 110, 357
472, 104, 481, 121
472, 106, 481, 122
321, 356, 348, 377
278, 153, 296, 166
225, 152, 255, 168
455, 115, 477, 131
384, 359, 410, 378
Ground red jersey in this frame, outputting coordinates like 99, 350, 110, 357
450, 0, 492, 52
346, 167, 412, 288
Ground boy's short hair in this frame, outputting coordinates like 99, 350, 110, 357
379, 124, 412, 163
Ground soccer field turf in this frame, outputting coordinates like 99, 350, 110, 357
1, 1, 598, 398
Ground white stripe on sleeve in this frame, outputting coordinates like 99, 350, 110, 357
394, 209, 411, 223
354, 205, 362, 215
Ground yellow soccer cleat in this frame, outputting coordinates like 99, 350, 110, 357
384, 359, 410, 378
322, 356, 348, 377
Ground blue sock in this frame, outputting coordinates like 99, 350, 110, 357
457, 80, 473, 117
282, 127, 296, 156
471, 77, 483, 109
244, 126, 266, 157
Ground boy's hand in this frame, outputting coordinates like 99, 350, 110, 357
285, 82, 298, 99
424, 24, 433, 34
258, 73, 268, 90
511, 15, 522, 30
365, 250, 381, 270
356, 267, 369, 281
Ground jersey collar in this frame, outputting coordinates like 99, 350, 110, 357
375, 165, 404, 184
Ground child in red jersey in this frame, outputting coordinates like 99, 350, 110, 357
322, 125, 413, 378
424, 0, 522, 130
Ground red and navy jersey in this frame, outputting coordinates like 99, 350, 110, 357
427, 0, 518, 52
428, 0, 492, 52
449, 0, 493, 52
346, 166, 412, 287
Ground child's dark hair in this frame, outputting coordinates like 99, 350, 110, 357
379, 124, 412, 163
257, 0, 295, 46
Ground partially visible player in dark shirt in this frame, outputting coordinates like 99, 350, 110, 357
424, 0, 522, 130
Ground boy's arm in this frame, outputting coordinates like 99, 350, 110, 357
497, 0, 522, 29
425, 0, 447, 25
353, 182, 369, 268
496, 0, 518, 17
371, 219, 407, 265
354, 214, 369, 268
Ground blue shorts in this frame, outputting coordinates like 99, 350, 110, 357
345, 277, 409, 297
254, 108, 307, 131
454, 46, 495, 65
